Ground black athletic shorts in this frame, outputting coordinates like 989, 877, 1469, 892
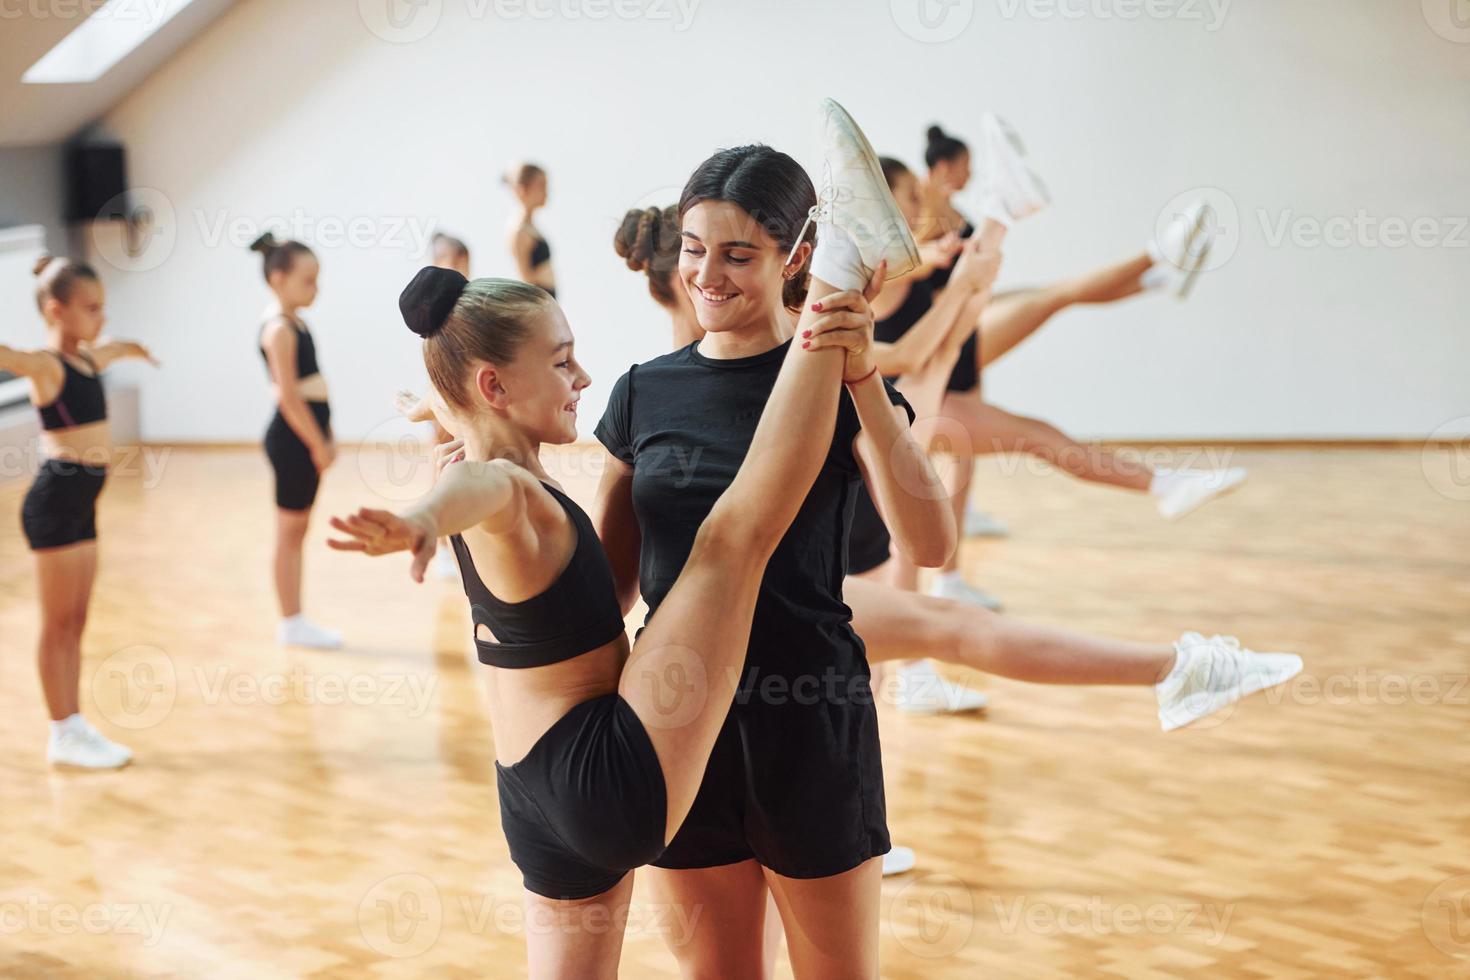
651, 658, 889, 880
21, 458, 108, 551
264, 401, 330, 511
947, 330, 980, 393
496, 694, 668, 900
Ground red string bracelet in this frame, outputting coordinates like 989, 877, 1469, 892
843, 366, 879, 387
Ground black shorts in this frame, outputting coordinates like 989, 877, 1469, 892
847, 484, 892, 575
21, 458, 108, 551
652, 657, 889, 880
264, 402, 330, 511
496, 694, 668, 900
946, 330, 980, 393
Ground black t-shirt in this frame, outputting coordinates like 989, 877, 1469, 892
595, 338, 914, 678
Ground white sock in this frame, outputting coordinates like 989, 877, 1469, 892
50, 713, 85, 738
807, 222, 868, 293
933, 570, 964, 589
282, 613, 305, 626
978, 190, 1014, 229
1140, 264, 1169, 290
1148, 469, 1176, 497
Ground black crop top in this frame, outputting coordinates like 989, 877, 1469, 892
37, 351, 107, 431
449, 481, 626, 669
259, 316, 321, 385
874, 275, 937, 357
529, 235, 551, 269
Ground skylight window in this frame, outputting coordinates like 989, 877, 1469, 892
23, 0, 203, 84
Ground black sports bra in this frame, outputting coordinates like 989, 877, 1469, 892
37, 351, 107, 431
450, 481, 626, 669
874, 275, 937, 374
529, 235, 551, 269
259, 316, 321, 385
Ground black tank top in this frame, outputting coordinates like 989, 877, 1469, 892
37, 351, 107, 431
874, 275, 937, 378
924, 219, 976, 292
450, 481, 626, 668
259, 316, 320, 384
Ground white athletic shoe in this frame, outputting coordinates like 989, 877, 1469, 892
964, 505, 1009, 538
433, 543, 458, 581
1147, 198, 1218, 299
929, 573, 1004, 612
49, 724, 133, 770
1150, 467, 1248, 520
978, 113, 1051, 225
882, 845, 917, 876
278, 615, 343, 650
1156, 632, 1302, 732
895, 659, 990, 715
801, 98, 921, 284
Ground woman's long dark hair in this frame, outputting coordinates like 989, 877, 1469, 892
678, 145, 816, 310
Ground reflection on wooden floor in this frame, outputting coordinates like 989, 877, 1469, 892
1, 443, 1467, 978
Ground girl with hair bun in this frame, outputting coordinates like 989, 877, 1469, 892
1, 255, 157, 769
348, 99, 926, 976
503, 163, 556, 297
251, 232, 340, 648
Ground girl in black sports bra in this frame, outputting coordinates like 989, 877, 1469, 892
504, 162, 557, 297
250, 232, 341, 650
329, 101, 910, 977
1, 255, 156, 770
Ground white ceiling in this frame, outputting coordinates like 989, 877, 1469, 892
1, 0, 238, 147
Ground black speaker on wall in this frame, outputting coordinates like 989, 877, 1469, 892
65, 143, 128, 223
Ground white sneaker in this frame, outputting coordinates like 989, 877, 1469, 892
964, 505, 1009, 538
1150, 467, 1247, 520
929, 574, 1004, 611
978, 113, 1051, 225
895, 660, 990, 715
1147, 199, 1218, 299
49, 725, 133, 770
1157, 632, 1302, 732
882, 845, 917, 876
433, 543, 458, 581
278, 615, 343, 649
801, 98, 921, 284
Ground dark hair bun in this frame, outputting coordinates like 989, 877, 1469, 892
927, 125, 947, 144
33, 254, 56, 276
400, 266, 469, 339
250, 232, 280, 254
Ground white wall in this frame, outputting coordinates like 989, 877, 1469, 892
89, 0, 1470, 442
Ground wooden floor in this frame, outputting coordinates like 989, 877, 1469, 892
1, 444, 1466, 978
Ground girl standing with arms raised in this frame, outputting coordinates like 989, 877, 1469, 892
252, 233, 340, 648
2, 257, 156, 768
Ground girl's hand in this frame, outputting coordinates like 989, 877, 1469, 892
950, 237, 1003, 296
801, 260, 887, 383
129, 341, 160, 366
327, 508, 439, 582
395, 389, 436, 424
919, 233, 962, 270
312, 441, 337, 473
433, 439, 466, 482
